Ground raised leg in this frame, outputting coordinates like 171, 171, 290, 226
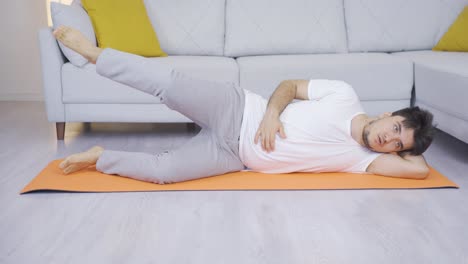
53, 26, 244, 144
56, 122, 65, 140
95, 48, 245, 138
53, 26, 244, 133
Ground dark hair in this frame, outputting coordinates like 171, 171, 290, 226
392, 106, 436, 156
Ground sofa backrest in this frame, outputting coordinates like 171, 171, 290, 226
344, 0, 468, 52
143, 0, 226, 56
72, 0, 468, 56
224, 0, 348, 57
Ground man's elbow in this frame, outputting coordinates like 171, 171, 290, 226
412, 167, 430, 180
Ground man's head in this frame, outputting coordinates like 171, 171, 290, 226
362, 106, 436, 156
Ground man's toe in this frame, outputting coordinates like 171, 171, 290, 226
59, 159, 68, 169
63, 165, 76, 174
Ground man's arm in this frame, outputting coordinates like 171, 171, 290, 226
366, 153, 430, 179
254, 80, 309, 152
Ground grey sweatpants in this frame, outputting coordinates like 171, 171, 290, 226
94, 48, 246, 184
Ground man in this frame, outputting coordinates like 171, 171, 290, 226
54, 26, 435, 184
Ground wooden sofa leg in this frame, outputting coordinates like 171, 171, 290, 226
56, 122, 65, 140
187, 122, 196, 132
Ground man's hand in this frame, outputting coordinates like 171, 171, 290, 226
253, 79, 309, 152
254, 113, 286, 153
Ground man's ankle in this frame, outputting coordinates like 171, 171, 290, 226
92, 149, 104, 164
87, 47, 103, 64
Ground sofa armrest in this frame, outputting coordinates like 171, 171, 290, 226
38, 27, 66, 122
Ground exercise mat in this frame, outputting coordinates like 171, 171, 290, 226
20, 159, 458, 194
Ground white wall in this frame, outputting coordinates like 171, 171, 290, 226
0, 1, 49, 101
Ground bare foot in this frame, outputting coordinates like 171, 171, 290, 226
59, 146, 105, 175
52, 25, 103, 64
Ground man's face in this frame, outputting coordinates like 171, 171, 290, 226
362, 114, 415, 153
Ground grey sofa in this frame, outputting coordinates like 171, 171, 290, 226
38, 0, 468, 143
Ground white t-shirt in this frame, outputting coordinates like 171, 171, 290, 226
239, 79, 382, 174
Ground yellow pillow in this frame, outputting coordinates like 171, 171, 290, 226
433, 6, 468, 52
82, 0, 167, 57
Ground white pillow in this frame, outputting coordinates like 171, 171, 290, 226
71, 0, 82, 6
50, 2, 96, 67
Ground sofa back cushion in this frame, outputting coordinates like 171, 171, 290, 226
224, 0, 348, 57
344, 0, 468, 52
143, 0, 226, 56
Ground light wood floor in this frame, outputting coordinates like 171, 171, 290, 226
1, 101, 468, 264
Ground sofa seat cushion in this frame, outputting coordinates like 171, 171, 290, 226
237, 53, 413, 116
392, 50, 468, 117
392, 50, 468, 139
393, 50, 468, 77
62, 56, 239, 104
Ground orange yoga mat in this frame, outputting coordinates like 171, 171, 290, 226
20, 159, 458, 194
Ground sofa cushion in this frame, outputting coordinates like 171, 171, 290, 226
393, 50, 468, 77
344, 0, 468, 52
392, 50, 468, 128
236, 53, 413, 116
237, 53, 412, 99
143, 0, 226, 56
62, 56, 239, 104
50, 2, 96, 67
82, 0, 167, 57
433, 6, 468, 52
224, 0, 347, 57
